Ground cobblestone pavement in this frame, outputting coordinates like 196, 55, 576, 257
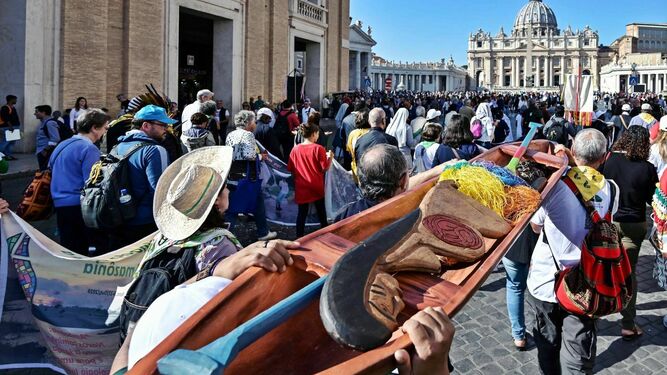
450, 238, 667, 374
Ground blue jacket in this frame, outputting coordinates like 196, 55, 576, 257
49, 135, 101, 207
114, 130, 169, 225
36, 117, 60, 154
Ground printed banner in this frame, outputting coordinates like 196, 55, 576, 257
258, 143, 361, 225
1, 212, 150, 374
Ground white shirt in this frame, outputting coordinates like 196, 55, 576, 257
515, 113, 523, 139
301, 106, 313, 124
180, 101, 201, 132
649, 144, 667, 179
128, 276, 233, 369
69, 108, 84, 130
527, 179, 618, 303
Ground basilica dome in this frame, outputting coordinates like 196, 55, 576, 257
513, 0, 558, 33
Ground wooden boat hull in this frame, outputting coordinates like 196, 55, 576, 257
130, 140, 567, 374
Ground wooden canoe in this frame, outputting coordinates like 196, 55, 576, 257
129, 140, 567, 375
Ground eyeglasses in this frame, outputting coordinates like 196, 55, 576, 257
149, 121, 168, 128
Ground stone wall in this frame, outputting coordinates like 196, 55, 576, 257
0, 1, 26, 112
60, 0, 164, 112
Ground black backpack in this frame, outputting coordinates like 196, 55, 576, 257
43, 118, 74, 143
119, 244, 198, 343
274, 112, 291, 139
81, 143, 148, 229
545, 118, 568, 145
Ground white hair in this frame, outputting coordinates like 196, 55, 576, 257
572, 128, 607, 166
196, 89, 214, 101
368, 108, 385, 127
416, 106, 426, 117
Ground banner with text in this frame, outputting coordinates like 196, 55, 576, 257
0, 212, 149, 374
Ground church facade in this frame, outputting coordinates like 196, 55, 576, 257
467, 0, 600, 91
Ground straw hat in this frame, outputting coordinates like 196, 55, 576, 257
154, 146, 233, 241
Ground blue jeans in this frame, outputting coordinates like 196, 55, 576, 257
0, 126, 17, 156
502, 257, 529, 340
225, 183, 270, 237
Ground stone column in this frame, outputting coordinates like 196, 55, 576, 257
547, 57, 552, 87
497, 58, 503, 87
523, 57, 528, 88
536, 56, 542, 87
355, 51, 361, 89
514, 57, 519, 87
560, 56, 565, 86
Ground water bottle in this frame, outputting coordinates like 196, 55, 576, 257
119, 189, 132, 204
119, 188, 135, 219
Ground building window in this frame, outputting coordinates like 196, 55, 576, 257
584, 39, 589, 46
505, 41, 510, 47
477, 41, 482, 48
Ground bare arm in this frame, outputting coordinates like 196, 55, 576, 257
109, 323, 135, 374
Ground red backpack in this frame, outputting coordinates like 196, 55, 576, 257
547, 176, 633, 318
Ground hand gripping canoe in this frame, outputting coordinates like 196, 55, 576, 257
320, 209, 423, 351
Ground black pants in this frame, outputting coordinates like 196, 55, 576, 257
108, 223, 157, 251
296, 198, 327, 238
279, 134, 294, 163
56, 205, 109, 255
37, 151, 50, 171
527, 293, 597, 375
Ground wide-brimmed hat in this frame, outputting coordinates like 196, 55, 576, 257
426, 109, 442, 121
154, 146, 233, 241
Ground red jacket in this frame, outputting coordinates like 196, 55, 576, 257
280, 109, 301, 131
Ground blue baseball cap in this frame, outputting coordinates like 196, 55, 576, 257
134, 105, 177, 124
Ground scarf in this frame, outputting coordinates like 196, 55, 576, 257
566, 166, 605, 202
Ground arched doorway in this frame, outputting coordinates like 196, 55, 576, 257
475, 70, 484, 88
582, 69, 591, 75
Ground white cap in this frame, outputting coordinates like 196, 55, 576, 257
660, 115, 667, 131
641, 103, 652, 111
426, 109, 442, 121
621, 104, 631, 112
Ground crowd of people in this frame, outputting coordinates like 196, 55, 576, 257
1, 86, 667, 374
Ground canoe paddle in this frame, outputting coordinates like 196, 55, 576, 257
506, 121, 543, 174
157, 276, 327, 375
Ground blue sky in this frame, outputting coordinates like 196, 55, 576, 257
350, 0, 667, 65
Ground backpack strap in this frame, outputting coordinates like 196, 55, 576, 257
541, 227, 562, 272
619, 115, 629, 130
47, 137, 85, 169
111, 142, 151, 160
562, 174, 613, 223
451, 147, 461, 160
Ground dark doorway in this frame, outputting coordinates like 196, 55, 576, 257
178, 11, 213, 110
620, 76, 627, 93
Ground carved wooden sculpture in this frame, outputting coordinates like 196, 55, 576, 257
321, 180, 513, 350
